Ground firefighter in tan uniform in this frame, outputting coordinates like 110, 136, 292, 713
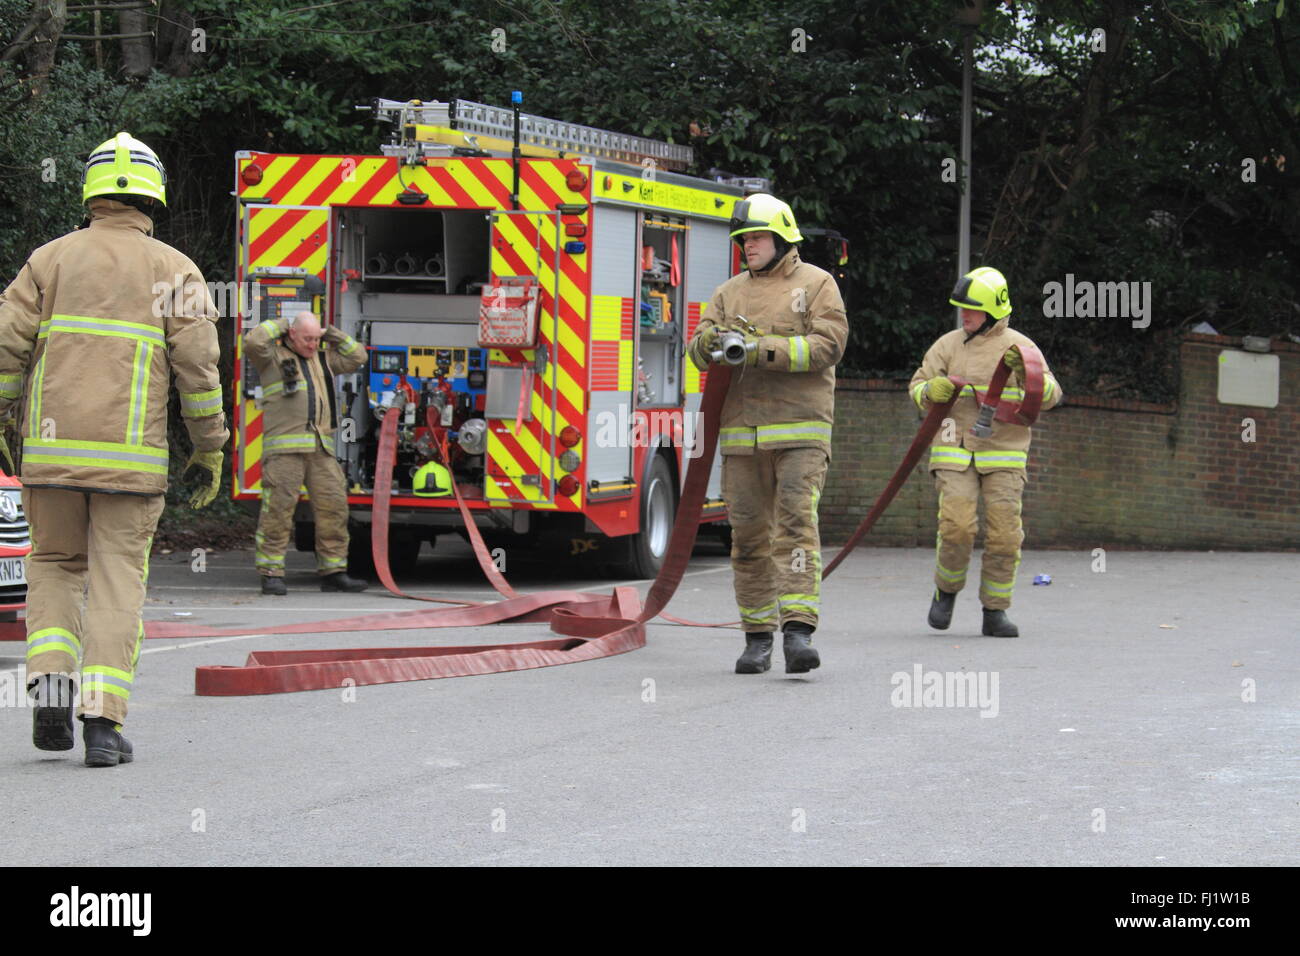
0, 133, 227, 766
243, 309, 367, 594
909, 267, 1063, 637
686, 194, 847, 674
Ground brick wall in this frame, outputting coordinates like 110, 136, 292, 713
821, 333, 1300, 551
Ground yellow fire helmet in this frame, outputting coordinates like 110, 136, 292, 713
83, 132, 167, 206
412, 460, 452, 497
949, 266, 1011, 320
728, 193, 803, 245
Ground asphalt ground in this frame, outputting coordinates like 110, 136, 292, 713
0, 539, 1295, 866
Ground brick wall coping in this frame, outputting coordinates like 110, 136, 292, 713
835, 332, 1296, 413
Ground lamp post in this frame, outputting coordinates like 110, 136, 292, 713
954, 1, 984, 327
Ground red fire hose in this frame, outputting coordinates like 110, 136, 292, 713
0, 346, 1043, 699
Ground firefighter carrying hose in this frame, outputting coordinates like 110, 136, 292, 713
0, 132, 228, 766
243, 309, 368, 594
686, 194, 848, 674
909, 267, 1063, 637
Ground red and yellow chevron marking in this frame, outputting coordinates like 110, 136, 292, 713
241, 402, 264, 493
239, 206, 330, 496
483, 181, 590, 510
238, 154, 591, 212
231, 329, 265, 496
246, 207, 329, 278
234, 153, 594, 508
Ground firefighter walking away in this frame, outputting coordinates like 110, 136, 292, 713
0, 132, 228, 766
686, 194, 848, 674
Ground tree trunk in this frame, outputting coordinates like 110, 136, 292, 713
157, 1, 199, 78
1033, 0, 1136, 274
8, 0, 69, 95
119, 6, 153, 78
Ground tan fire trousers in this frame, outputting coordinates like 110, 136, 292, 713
254, 449, 350, 577
23, 487, 164, 726
722, 447, 829, 633
933, 466, 1025, 611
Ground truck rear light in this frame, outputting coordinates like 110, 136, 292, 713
565, 169, 588, 192
559, 450, 580, 472
564, 223, 587, 237
241, 163, 263, 186
559, 426, 580, 447
557, 475, 578, 497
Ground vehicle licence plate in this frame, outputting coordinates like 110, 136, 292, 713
0, 556, 26, 585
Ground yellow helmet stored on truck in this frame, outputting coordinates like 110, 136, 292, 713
83, 132, 167, 206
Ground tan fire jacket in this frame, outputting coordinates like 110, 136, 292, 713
908, 316, 1063, 473
0, 199, 227, 495
686, 248, 848, 458
243, 316, 365, 455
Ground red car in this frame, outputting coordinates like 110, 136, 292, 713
0, 472, 29, 622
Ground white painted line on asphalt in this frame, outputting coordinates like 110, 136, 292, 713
140, 633, 274, 655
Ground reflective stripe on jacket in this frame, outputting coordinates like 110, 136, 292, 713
0, 200, 227, 493
243, 319, 366, 455
686, 248, 847, 458
908, 317, 1062, 473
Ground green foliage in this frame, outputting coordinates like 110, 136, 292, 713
1, 0, 1296, 407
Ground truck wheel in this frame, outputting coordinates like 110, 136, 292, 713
611, 452, 676, 579
717, 523, 733, 552
388, 531, 422, 572
294, 521, 315, 552
347, 525, 375, 575
348, 525, 422, 576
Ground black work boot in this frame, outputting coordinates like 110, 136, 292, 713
928, 588, 956, 630
735, 632, 774, 674
982, 608, 1020, 638
782, 622, 820, 674
261, 576, 287, 596
321, 572, 368, 593
30, 674, 76, 752
82, 717, 133, 767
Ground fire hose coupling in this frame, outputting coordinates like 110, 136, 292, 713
970, 343, 1045, 438
709, 314, 761, 366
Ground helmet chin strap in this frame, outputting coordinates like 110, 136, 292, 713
749, 238, 793, 274
963, 313, 996, 344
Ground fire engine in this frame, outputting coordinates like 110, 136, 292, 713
232, 95, 789, 577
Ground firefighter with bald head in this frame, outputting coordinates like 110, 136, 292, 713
686, 194, 848, 674
909, 267, 1063, 637
243, 308, 368, 594
0, 132, 228, 765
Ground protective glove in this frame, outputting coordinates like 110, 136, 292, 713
182, 449, 224, 510
1003, 346, 1024, 375
0, 402, 16, 475
925, 376, 956, 403
743, 332, 762, 366
687, 325, 720, 371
